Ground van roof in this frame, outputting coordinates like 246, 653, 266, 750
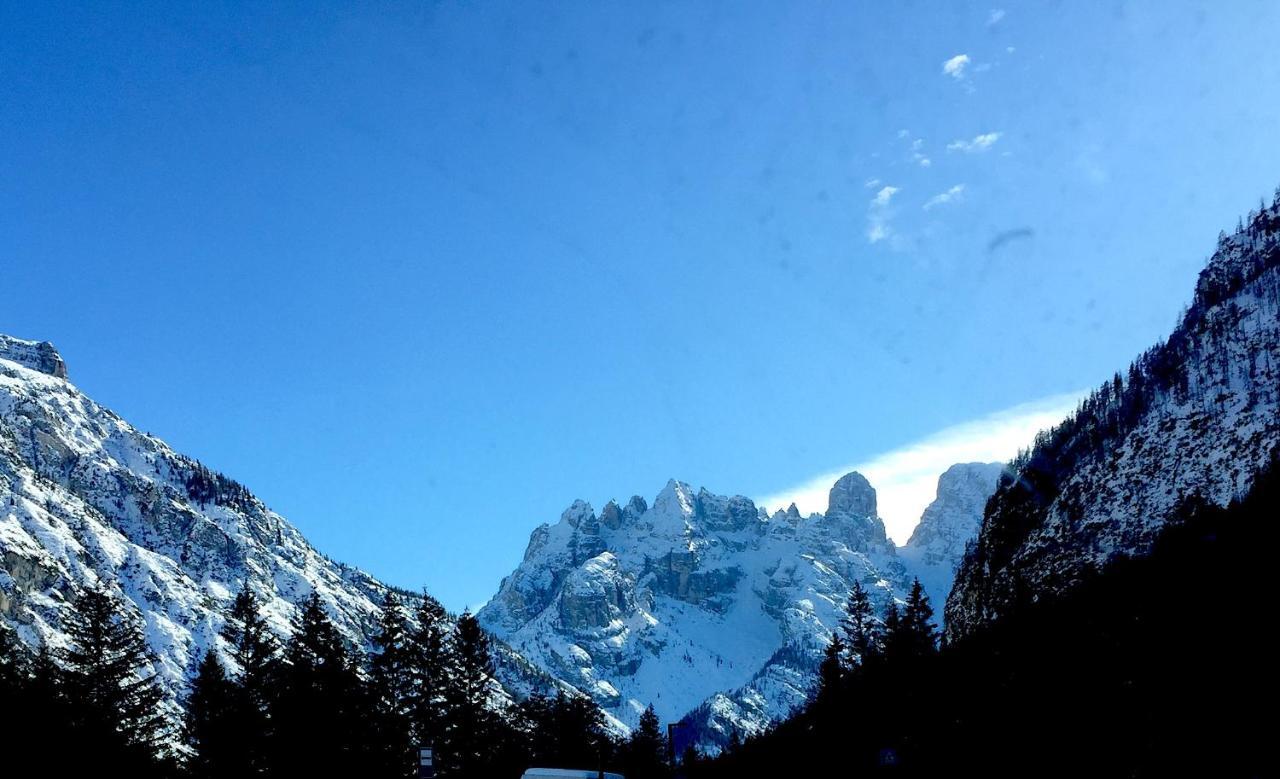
520, 769, 624, 779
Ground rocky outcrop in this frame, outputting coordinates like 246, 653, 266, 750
0, 335, 68, 379
898, 462, 1004, 613
827, 471, 877, 518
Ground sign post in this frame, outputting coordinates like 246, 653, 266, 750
417, 746, 435, 779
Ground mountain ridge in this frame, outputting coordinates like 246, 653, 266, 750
481, 461, 1001, 749
947, 193, 1280, 638
0, 335, 560, 718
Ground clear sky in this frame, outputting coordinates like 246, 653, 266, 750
4, 1, 1280, 610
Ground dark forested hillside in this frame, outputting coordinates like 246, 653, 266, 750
688, 449, 1277, 778
0, 588, 676, 779
949, 195, 1280, 637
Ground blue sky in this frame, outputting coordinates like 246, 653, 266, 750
4, 1, 1280, 610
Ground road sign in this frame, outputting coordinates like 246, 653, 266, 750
417, 746, 435, 779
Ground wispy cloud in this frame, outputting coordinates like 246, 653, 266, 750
942, 54, 971, 80
987, 9, 1006, 27
947, 132, 1002, 153
871, 185, 899, 207
866, 185, 900, 243
924, 184, 966, 210
910, 138, 931, 167
755, 391, 1084, 543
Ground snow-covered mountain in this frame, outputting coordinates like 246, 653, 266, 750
0, 334, 554, 714
480, 465, 1002, 748
0, 330, 1011, 750
898, 462, 1006, 612
947, 197, 1280, 639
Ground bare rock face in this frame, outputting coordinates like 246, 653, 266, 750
906, 463, 1006, 567
0, 335, 68, 379
558, 553, 632, 631
479, 471, 908, 750
827, 471, 876, 517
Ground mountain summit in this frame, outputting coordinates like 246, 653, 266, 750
480, 465, 999, 749
0, 335, 68, 379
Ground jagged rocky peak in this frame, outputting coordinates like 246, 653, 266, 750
480, 471, 914, 750
561, 499, 595, 528
827, 470, 876, 517
906, 462, 1005, 557
898, 462, 1005, 614
821, 471, 891, 552
652, 478, 696, 521
0, 334, 68, 379
598, 495, 648, 530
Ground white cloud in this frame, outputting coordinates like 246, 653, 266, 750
755, 391, 1084, 543
947, 132, 1002, 153
864, 177, 882, 189
987, 9, 1006, 27
942, 54, 971, 80
924, 184, 966, 210
871, 185, 899, 207
866, 185, 899, 243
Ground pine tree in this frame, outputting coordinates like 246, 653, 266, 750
816, 634, 846, 705
514, 691, 554, 765
0, 618, 27, 690
29, 642, 64, 714
840, 580, 879, 666
60, 585, 172, 760
518, 688, 612, 771
222, 584, 279, 702
901, 578, 938, 658
558, 691, 610, 768
220, 584, 277, 775
0, 620, 31, 744
622, 704, 669, 779
270, 592, 373, 776
442, 611, 497, 777
186, 649, 237, 779
370, 592, 416, 777
408, 593, 451, 753
881, 600, 904, 662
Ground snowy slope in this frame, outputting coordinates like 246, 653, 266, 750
0, 335, 558, 718
948, 198, 1280, 639
479, 472, 921, 748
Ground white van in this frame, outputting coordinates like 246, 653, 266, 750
520, 770, 624, 779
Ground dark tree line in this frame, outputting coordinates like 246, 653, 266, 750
0, 584, 178, 778
690, 451, 1278, 778
0, 585, 680, 779
180, 457, 256, 512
